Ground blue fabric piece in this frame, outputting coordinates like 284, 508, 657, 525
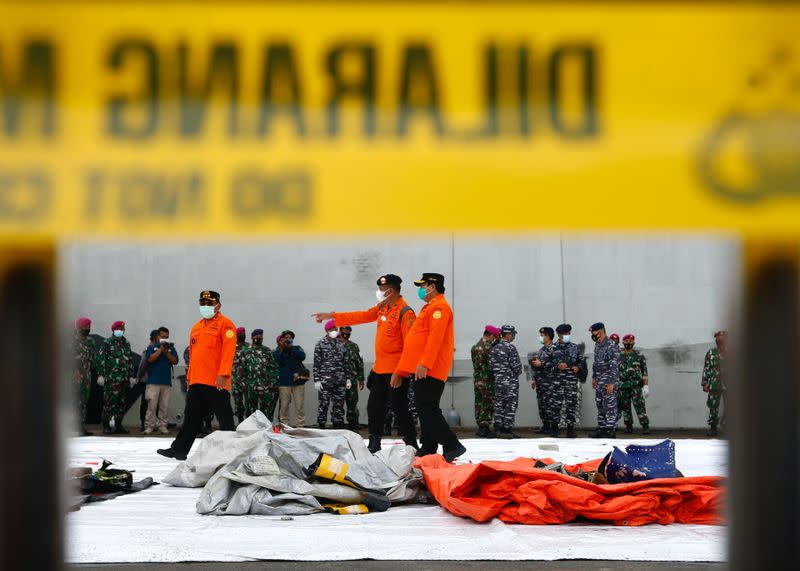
274, 345, 307, 387
598, 439, 677, 484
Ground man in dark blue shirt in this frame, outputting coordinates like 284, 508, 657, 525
273, 330, 307, 427
143, 326, 178, 434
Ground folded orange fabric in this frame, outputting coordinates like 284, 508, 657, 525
416, 455, 725, 526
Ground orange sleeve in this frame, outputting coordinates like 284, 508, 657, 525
333, 306, 380, 327
218, 319, 237, 376
400, 308, 416, 340
420, 305, 451, 370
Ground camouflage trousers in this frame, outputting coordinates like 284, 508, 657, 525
231, 377, 248, 422
549, 375, 578, 426
618, 386, 649, 428
559, 381, 582, 428
76, 375, 91, 424
594, 381, 618, 430
386, 382, 418, 429
318, 378, 346, 426
493, 375, 519, 430
706, 390, 726, 428
473, 376, 495, 429
250, 386, 279, 422
539, 376, 563, 424
535, 380, 546, 425
102, 375, 129, 423
346, 383, 359, 426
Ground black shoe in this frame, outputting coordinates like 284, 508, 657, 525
348, 421, 359, 431
535, 425, 547, 434
317, 422, 326, 430
443, 443, 467, 463
508, 431, 522, 439
403, 437, 420, 451
475, 426, 490, 438
623, 425, 633, 434
102, 423, 114, 435
566, 425, 577, 438
415, 447, 437, 458
641, 426, 651, 435
588, 429, 603, 438
157, 448, 187, 461
546, 422, 559, 437
607, 429, 616, 439
706, 427, 718, 437
167, 422, 177, 429
80, 426, 93, 437
114, 425, 130, 435
332, 422, 344, 430
367, 435, 381, 453
496, 428, 513, 440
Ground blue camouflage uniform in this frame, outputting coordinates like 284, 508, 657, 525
551, 340, 581, 427
536, 342, 561, 424
593, 337, 620, 431
313, 335, 346, 427
490, 339, 522, 431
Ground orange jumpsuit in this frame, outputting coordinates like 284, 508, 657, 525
396, 294, 454, 381
187, 312, 237, 391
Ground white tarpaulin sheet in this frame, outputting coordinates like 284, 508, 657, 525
66, 436, 728, 563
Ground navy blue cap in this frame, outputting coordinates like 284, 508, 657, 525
589, 322, 605, 332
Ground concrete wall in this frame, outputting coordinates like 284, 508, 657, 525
59, 235, 739, 429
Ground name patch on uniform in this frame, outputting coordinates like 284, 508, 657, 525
225, 329, 235, 338
432, 310, 442, 320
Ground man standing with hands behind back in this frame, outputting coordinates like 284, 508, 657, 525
158, 290, 237, 461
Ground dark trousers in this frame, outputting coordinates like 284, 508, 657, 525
366, 371, 417, 442
125, 381, 148, 428
170, 384, 235, 455
413, 376, 461, 453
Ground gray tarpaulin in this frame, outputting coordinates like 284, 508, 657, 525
162, 412, 421, 515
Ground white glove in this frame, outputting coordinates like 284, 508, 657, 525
97, 376, 105, 387
129, 377, 137, 388
346, 379, 352, 390
642, 385, 650, 399
314, 381, 322, 391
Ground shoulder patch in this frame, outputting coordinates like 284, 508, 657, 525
432, 310, 442, 320
225, 329, 235, 339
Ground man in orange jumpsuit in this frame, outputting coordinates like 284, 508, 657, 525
392, 273, 466, 463
158, 290, 237, 461
312, 274, 418, 453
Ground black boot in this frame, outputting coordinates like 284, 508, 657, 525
588, 428, 603, 438
475, 426, 490, 438
641, 425, 651, 435
114, 423, 130, 435
403, 437, 420, 450
535, 424, 547, 434
566, 425, 577, 438
496, 428, 513, 440
546, 422, 559, 438
318, 422, 327, 430
348, 421, 359, 431
607, 429, 616, 439
368, 435, 381, 453
706, 426, 718, 437
624, 424, 633, 434
332, 422, 344, 430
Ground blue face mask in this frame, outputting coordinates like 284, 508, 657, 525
563, 335, 571, 343
199, 305, 216, 319
417, 286, 428, 300
113, 330, 124, 338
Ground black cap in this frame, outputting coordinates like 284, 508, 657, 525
280, 329, 295, 339
589, 322, 605, 332
149, 329, 159, 339
377, 274, 402, 287
413, 273, 445, 286
556, 323, 572, 334
252, 329, 264, 337
340, 326, 352, 332
540, 326, 555, 338
199, 290, 221, 303
501, 325, 517, 335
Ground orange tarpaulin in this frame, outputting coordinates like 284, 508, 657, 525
416, 455, 725, 526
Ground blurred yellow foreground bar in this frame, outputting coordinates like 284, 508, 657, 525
1, 1, 799, 238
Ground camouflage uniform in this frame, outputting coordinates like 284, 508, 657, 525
73, 334, 97, 424
341, 339, 365, 427
549, 341, 581, 427
593, 338, 620, 430
490, 339, 522, 430
560, 354, 586, 428
535, 343, 560, 424
314, 335, 346, 427
231, 341, 250, 422
618, 350, 650, 429
97, 335, 134, 424
701, 347, 726, 429
471, 337, 496, 429
242, 344, 280, 421
525, 350, 547, 425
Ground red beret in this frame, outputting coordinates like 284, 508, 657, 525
623, 334, 635, 342
75, 317, 91, 329
236, 327, 246, 335
111, 321, 125, 331
610, 333, 620, 341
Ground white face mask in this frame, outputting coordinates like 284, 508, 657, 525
375, 289, 388, 302
563, 335, 571, 343
539, 335, 545, 344
199, 305, 216, 319
113, 330, 124, 338
328, 331, 339, 339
